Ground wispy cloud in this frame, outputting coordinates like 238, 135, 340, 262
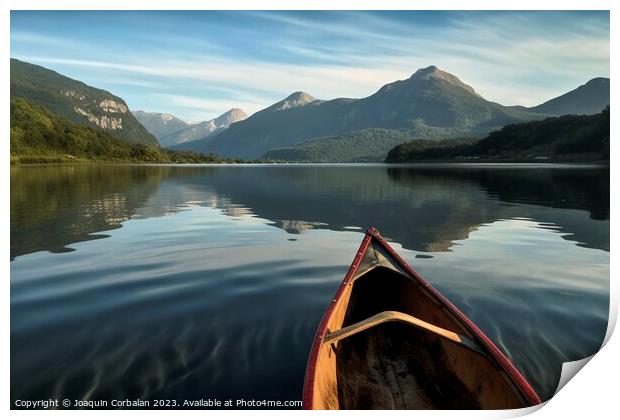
18, 55, 405, 108
11, 31, 88, 50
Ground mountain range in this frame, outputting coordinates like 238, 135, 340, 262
10, 59, 157, 146
10, 58, 610, 163
173, 66, 609, 160
134, 108, 247, 147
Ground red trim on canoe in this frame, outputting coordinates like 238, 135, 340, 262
302, 227, 542, 409
302, 231, 373, 409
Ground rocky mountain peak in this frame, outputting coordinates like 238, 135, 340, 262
410, 65, 478, 95
411, 65, 439, 77
222, 108, 248, 120
267, 91, 317, 112
212, 108, 248, 127
285, 91, 315, 102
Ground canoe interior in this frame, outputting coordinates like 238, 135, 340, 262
310, 240, 528, 409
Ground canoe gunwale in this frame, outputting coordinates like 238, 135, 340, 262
302, 230, 373, 409
302, 227, 542, 409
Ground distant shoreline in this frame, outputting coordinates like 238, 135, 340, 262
10, 159, 610, 168
385, 158, 610, 165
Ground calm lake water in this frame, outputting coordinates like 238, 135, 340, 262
11, 164, 609, 407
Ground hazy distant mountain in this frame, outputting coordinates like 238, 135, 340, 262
175, 66, 546, 159
158, 108, 247, 147
10, 58, 157, 145
528, 77, 610, 116
133, 111, 191, 140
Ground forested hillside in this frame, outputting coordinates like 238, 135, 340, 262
386, 108, 610, 163
10, 97, 237, 164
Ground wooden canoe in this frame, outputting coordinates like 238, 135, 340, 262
302, 227, 541, 409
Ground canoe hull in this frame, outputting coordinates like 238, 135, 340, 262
302, 228, 541, 409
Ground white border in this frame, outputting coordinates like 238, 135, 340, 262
3, 1, 616, 420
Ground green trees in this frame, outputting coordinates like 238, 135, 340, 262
11, 59, 158, 145
386, 108, 610, 163
262, 128, 473, 162
10, 97, 234, 164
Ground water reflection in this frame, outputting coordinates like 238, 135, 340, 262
10, 164, 609, 406
10, 165, 172, 259
10, 164, 610, 259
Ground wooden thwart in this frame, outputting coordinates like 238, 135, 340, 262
323, 310, 483, 354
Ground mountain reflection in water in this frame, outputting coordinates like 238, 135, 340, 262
11, 164, 609, 259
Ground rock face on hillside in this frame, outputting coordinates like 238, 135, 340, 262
10, 58, 157, 145
173, 65, 546, 159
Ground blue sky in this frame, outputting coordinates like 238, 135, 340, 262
11, 11, 609, 121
